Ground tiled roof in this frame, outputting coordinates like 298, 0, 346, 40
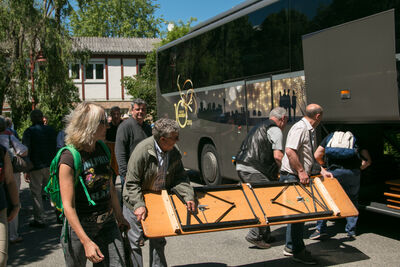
72, 37, 161, 55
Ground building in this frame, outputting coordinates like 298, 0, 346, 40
71, 37, 161, 114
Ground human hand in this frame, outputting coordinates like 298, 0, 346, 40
360, 160, 371, 170
321, 169, 333, 178
83, 240, 104, 263
7, 205, 20, 222
134, 206, 147, 222
298, 171, 309, 184
186, 200, 196, 213
24, 173, 30, 183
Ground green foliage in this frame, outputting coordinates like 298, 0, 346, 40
124, 19, 196, 119
0, 0, 81, 132
70, 0, 162, 37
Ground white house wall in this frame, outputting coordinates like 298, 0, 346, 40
108, 58, 123, 100
71, 56, 145, 102
85, 83, 107, 100
123, 58, 137, 100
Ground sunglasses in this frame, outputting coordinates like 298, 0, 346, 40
99, 119, 107, 125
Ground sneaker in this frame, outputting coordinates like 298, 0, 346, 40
293, 249, 317, 265
29, 220, 46, 228
309, 229, 327, 240
283, 246, 293, 256
245, 236, 271, 249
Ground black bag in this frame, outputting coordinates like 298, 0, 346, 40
9, 135, 33, 173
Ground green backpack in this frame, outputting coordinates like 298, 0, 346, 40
45, 140, 111, 216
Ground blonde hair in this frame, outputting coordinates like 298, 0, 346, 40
65, 102, 105, 150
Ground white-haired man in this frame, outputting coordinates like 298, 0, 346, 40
122, 118, 196, 267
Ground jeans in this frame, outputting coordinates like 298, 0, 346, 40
315, 168, 360, 236
279, 173, 305, 254
61, 215, 125, 267
123, 205, 167, 267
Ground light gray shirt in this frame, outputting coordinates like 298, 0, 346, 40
281, 117, 316, 175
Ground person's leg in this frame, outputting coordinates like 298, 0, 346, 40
149, 237, 167, 267
28, 169, 45, 223
95, 218, 125, 267
332, 168, 360, 236
279, 174, 305, 252
60, 219, 87, 267
9, 173, 21, 241
238, 171, 272, 248
123, 205, 143, 267
0, 209, 8, 267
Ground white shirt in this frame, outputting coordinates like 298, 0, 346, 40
280, 117, 316, 175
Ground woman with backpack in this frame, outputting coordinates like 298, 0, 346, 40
0, 144, 20, 267
59, 102, 129, 266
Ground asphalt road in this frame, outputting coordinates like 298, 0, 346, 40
8, 176, 400, 267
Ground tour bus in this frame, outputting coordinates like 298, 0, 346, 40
156, 0, 400, 217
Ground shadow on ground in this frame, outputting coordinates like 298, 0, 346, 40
8, 187, 63, 266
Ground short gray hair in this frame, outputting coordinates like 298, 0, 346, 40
152, 118, 179, 141
0, 116, 6, 132
269, 107, 287, 120
131, 98, 147, 107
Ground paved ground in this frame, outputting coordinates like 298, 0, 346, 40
7, 176, 400, 267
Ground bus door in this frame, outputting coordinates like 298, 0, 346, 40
211, 82, 248, 181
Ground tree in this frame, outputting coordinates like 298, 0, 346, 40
70, 0, 162, 37
0, 0, 81, 131
123, 19, 196, 119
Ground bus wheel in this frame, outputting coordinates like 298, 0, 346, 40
201, 144, 221, 185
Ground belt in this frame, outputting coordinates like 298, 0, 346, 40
80, 209, 113, 224
280, 171, 299, 178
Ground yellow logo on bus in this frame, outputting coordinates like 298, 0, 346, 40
174, 75, 197, 128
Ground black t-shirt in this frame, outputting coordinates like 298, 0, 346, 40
320, 133, 363, 170
59, 142, 112, 216
106, 122, 120, 142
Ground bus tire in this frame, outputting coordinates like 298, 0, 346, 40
200, 144, 221, 185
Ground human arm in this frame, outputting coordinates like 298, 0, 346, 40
122, 147, 147, 218
273, 150, 284, 168
109, 179, 129, 230
360, 149, 372, 170
170, 153, 196, 211
4, 151, 20, 222
59, 164, 104, 263
22, 129, 31, 181
285, 147, 309, 184
314, 145, 333, 178
114, 124, 129, 177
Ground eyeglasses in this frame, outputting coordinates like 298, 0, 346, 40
99, 119, 107, 125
